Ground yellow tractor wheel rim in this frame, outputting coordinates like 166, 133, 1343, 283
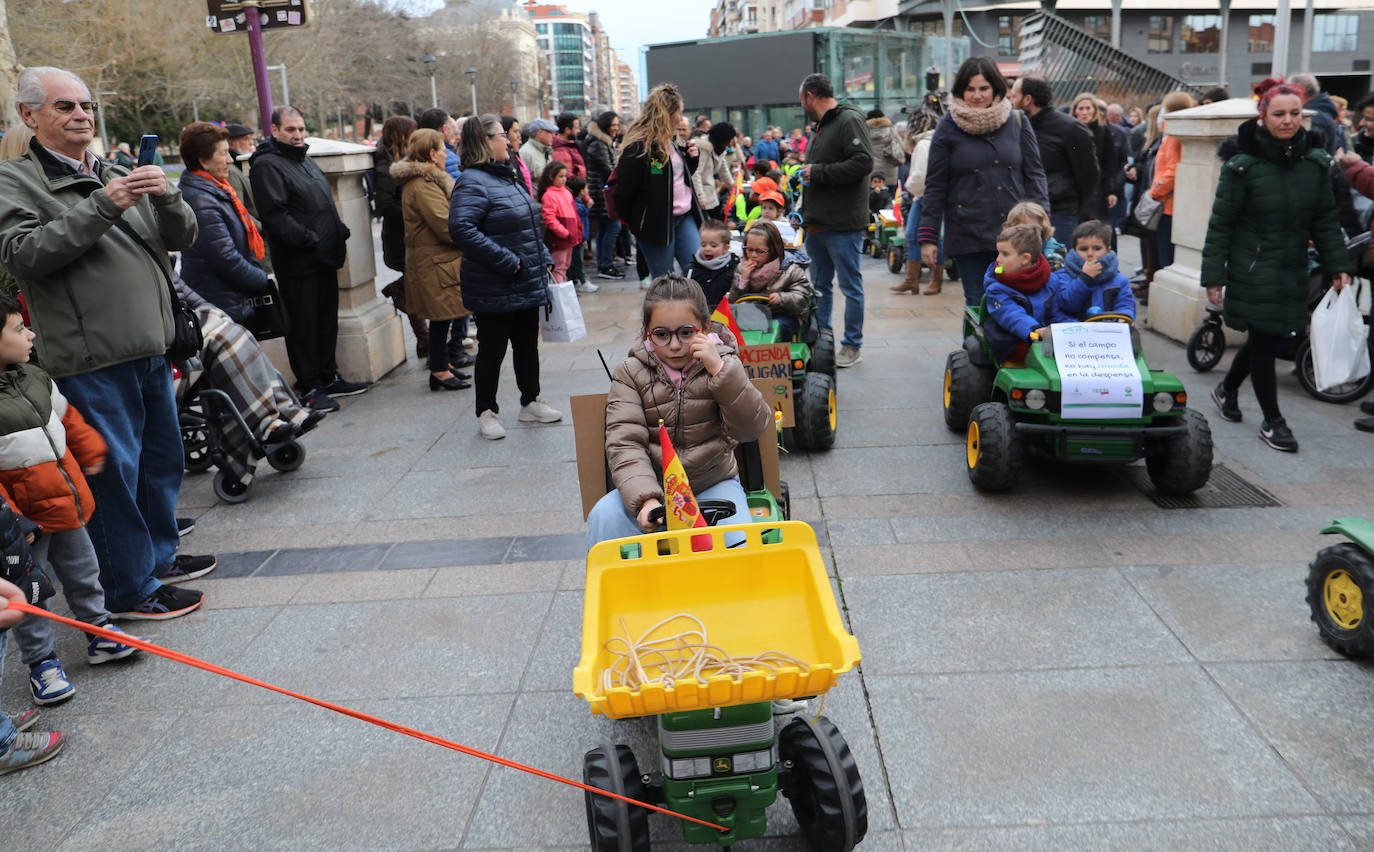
1324, 569, 1364, 630
827, 388, 837, 430
966, 420, 980, 469
943, 368, 952, 410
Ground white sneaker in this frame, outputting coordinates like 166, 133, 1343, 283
477, 410, 506, 440
576, 281, 600, 294
772, 698, 810, 715
836, 345, 863, 368
518, 398, 563, 423
640, 277, 652, 290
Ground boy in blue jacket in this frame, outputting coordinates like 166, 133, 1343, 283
1053, 220, 1136, 320
983, 223, 1062, 363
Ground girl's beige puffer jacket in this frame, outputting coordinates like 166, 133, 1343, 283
605, 328, 772, 516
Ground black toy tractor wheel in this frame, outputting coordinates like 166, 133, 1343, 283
966, 402, 1022, 492
1145, 409, 1213, 495
943, 349, 993, 432
212, 470, 252, 504
266, 440, 306, 472
870, 237, 883, 259
811, 329, 836, 376
1306, 542, 1374, 658
1186, 321, 1226, 372
794, 371, 837, 450
945, 258, 960, 281
779, 716, 868, 852
887, 245, 904, 274
583, 744, 651, 852
1295, 337, 1374, 404
780, 480, 792, 520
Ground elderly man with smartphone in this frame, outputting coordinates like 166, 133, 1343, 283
0, 66, 217, 621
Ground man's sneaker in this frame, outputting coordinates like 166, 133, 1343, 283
1259, 418, 1299, 453
8, 709, 40, 733
176, 517, 195, 537
1211, 382, 1242, 422
597, 266, 624, 280
0, 731, 65, 775
576, 280, 600, 294
1360, 400, 1374, 416
836, 345, 863, 368
1355, 417, 1374, 433
518, 398, 563, 423
321, 375, 369, 398
28, 659, 74, 705
86, 623, 142, 664
160, 554, 217, 585
478, 410, 507, 440
113, 585, 204, 621
640, 277, 652, 290
299, 409, 327, 435
302, 389, 341, 413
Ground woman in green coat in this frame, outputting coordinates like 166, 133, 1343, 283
1203, 80, 1353, 453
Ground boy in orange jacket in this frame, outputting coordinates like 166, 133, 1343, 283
0, 294, 140, 707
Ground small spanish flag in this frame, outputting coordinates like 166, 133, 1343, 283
892, 185, 903, 226
711, 295, 745, 345
660, 421, 713, 551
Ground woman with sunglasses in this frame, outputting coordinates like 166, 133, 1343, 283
587, 274, 772, 547
448, 114, 561, 440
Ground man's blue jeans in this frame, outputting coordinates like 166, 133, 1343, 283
1050, 212, 1078, 247
0, 632, 14, 751
595, 217, 622, 270
638, 213, 700, 278
805, 230, 865, 350
57, 356, 183, 613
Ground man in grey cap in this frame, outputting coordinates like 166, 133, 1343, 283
223, 123, 269, 272
520, 118, 556, 185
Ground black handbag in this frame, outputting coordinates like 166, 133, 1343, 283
242, 278, 291, 340
113, 219, 203, 361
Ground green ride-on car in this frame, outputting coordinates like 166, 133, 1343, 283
1307, 517, 1374, 658
732, 293, 837, 451
870, 211, 905, 274
942, 304, 1214, 494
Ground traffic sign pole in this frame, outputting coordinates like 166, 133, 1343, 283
244, 1, 275, 134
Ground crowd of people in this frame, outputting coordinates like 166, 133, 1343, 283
1, 50, 1373, 777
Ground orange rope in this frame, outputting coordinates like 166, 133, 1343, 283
5, 601, 727, 833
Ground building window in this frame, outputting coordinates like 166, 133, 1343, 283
998, 15, 1022, 55
1181, 14, 1220, 54
1083, 15, 1110, 41
1148, 16, 1174, 53
535, 23, 547, 34
1248, 15, 1274, 52
1312, 13, 1359, 52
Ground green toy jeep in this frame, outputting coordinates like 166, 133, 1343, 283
732, 294, 837, 451
942, 303, 1213, 493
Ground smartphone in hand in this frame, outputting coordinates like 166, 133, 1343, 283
136, 134, 159, 167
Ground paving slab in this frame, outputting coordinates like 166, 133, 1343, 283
903, 816, 1358, 851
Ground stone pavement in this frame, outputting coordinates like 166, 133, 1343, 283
4, 238, 1374, 851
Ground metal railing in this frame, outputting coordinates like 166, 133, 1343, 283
1018, 11, 1205, 105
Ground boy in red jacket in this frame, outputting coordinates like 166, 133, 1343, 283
0, 295, 141, 707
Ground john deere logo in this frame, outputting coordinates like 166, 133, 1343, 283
712, 757, 732, 774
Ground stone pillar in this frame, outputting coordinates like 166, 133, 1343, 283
261, 138, 404, 386
1145, 99, 1256, 345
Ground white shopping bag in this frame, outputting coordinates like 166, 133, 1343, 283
539, 279, 587, 343
1310, 284, 1371, 391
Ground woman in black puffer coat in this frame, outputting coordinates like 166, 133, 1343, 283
584, 111, 622, 278
448, 114, 559, 439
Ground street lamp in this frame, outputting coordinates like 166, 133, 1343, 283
466, 66, 478, 116
94, 90, 117, 155
424, 53, 438, 109
510, 78, 520, 118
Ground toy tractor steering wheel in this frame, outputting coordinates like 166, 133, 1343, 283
733, 295, 772, 304
1085, 312, 1135, 325
646, 499, 738, 529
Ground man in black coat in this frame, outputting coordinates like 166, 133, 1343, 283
1011, 76, 1099, 244
249, 106, 363, 409
1292, 73, 1347, 156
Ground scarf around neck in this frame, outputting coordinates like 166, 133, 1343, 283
191, 169, 265, 261
995, 255, 1051, 294
693, 250, 732, 270
947, 96, 1013, 136
1064, 249, 1120, 285
739, 258, 781, 291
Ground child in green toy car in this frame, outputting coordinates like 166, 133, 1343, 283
1004, 201, 1066, 271
983, 223, 1065, 362
587, 275, 772, 549
731, 222, 812, 341
1052, 219, 1136, 320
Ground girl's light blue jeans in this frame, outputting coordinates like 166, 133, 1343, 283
586, 476, 751, 550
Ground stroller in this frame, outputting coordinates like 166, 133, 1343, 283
1186, 231, 1374, 404
178, 357, 307, 503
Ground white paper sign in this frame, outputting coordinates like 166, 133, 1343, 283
1052, 322, 1143, 419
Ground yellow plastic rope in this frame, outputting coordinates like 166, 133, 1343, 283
601, 613, 810, 693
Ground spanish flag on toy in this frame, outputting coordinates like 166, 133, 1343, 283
711, 295, 745, 345
659, 420, 713, 551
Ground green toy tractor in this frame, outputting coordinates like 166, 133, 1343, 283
869, 211, 905, 274
943, 304, 1213, 494
732, 294, 837, 451
1307, 517, 1374, 658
